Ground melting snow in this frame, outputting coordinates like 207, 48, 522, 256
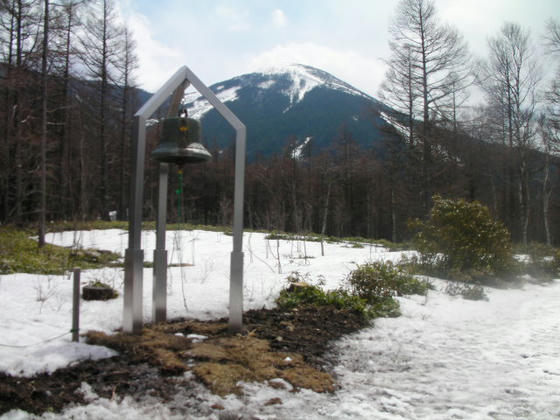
183, 85, 241, 120
291, 136, 312, 159
380, 111, 410, 139
258, 80, 276, 90
180, 64, 374, 119
256, 64, 372, 109
1, 229, 559, 419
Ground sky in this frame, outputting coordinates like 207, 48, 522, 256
116, 0, 560, 97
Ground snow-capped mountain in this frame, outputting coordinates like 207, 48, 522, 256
181, 64, 394, 159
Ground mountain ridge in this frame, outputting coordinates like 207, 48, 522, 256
181, 64, 394, 159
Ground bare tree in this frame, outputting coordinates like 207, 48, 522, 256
545, 19, 560, 55
538, 116, 558, 245
0, 0, 41, 223
114, 26, 138, 219
479, 23, 540, 245
380, 44, 418, 146
38, 0, 49, 246
540, 19, 560, 245
79, 0, 123, 217
381, 0, 470, 210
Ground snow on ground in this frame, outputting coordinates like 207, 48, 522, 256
1, 229, 559, 419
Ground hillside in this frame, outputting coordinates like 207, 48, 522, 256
182, 64, 395, 159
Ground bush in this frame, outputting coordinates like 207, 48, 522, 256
410, 195, 513, 278
276, 272, 374, 318
82, 281, 119, 301
275, 271, 401, 320
444, 281, 488, 301
347, 261, 431, 304
517, 242, 560, 280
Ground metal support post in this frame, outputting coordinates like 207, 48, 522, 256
229, 125, 247, 332
124, 115, 147, 334
72, 268, 80, 342
153, 162, 169, 323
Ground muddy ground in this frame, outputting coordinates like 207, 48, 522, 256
0, 305, 369, 416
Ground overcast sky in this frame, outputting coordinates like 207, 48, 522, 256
116, 0, 559, 97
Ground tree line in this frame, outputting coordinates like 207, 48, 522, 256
0, 0, 139, 245
377, 0, 560, 246
0, 0, 559, 247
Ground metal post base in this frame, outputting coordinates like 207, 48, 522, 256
123, 248, 144, 333
229, 250, 244, 332
153, 249, 168, 323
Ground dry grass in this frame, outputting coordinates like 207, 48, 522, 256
86, 329, 191, 374
186, 335, 334, 395
152, 320, 228, 336
86, 322, 335, 396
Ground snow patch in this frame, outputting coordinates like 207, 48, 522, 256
258, 80, 276, 90
256, 63, 373, 108
380, 111, 410, 139
183, 85, 241, 120
2, 229, 559, 418
291, 136, 312, 159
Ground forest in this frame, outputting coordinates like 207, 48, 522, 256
0, 0, 559, 246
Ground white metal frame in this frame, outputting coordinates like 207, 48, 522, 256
123, 66, 246, 333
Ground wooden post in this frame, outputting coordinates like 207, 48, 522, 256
72, 268, 80, 342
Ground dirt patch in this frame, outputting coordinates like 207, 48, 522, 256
0, 356, 188, 416
188, 335, 334, 395
0, 305, 368, 416
244, 305, 369, 367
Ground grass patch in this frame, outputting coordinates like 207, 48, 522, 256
46, 220, 232, 234
264, 231, 410, 251
86, 329, 192, 375
265, 232, 322, 242
0, 226, 120, 275
86, 320, 335, 397
189, 335, 334, 395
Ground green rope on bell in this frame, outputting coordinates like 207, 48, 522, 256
176, 169, 184, 223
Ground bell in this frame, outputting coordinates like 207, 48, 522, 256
152, 116, 212, 165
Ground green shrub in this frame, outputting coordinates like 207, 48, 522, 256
347, 261, 431, 304
276, 273, 371, 318
410, 195, 513, 278
516, 242, 560, 280
275, 272, 400, 320
444, 281, 488, 301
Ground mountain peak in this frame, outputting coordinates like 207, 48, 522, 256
182, 64, 373, 119
252, 63, 372, 105
179, 65, 393, 160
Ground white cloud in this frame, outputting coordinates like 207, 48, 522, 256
126, 14, 186, 91
271, 9, 287, 28
247, 42, 387, 97
216, 5, 251, 31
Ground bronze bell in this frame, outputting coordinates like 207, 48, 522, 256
151, 116, 212, 165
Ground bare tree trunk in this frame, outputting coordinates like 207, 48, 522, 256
320, 180, 332, 256
543, 161, 552, 246
490, 176, 498, 216
2, 3, 15, 221
78, 111, 87, 221
391, 188, 397, 243
14, 0, 23, 223
38, 0, 49, 247
518, 162, 530, 247
542, 129, 554, 245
